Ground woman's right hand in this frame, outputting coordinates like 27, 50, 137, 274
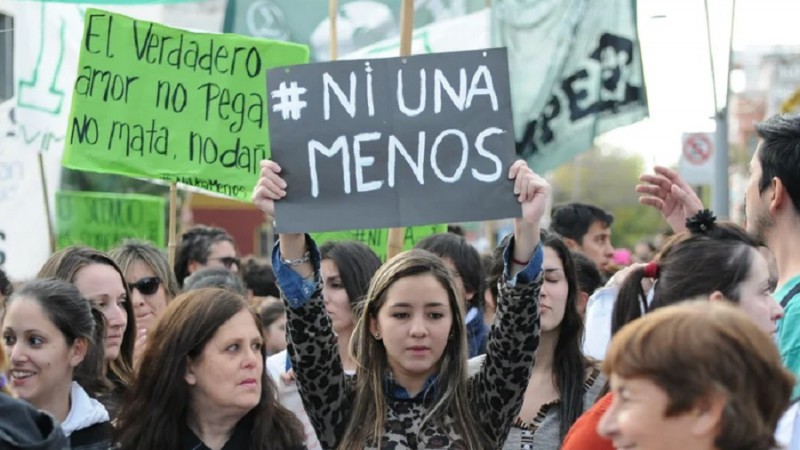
252, 160, 287, 218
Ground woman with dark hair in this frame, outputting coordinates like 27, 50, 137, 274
266, 240, 382, 450
259, 302, 287, 355
37, 246, 136, 418
561, 211, 784, 450
3, 279, 112, 449
115, 288, 305, 450
472, 230, 603, 449
254, 159, 550, 449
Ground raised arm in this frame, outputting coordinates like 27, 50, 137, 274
636, 166, 704, 233
252, 160, 350, 448
469, 160, 549, 447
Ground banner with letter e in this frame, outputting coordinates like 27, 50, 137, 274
267, 48, 520, 233
62, 9, 309, 201
56, 191, 166, 251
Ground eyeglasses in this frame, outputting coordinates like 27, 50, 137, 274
207, 256, 241, 269
129, 277, 161, 296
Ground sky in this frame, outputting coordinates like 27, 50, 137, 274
602, 0, 800, 170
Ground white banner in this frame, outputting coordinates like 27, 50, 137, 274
2, 2, 164, 280
494, 0, 647, 172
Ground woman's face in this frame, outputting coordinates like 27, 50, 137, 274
539, 246, 569, 333
3, 297, 85, 410
598, 374, 720, 450
321, 259, 355, 334
125, 260, 168, 333
263, 314, 287, 355
370, 274, 453, 391
185, 309, 263, 415
734, 248, 783, 336
73, 263, 128, 361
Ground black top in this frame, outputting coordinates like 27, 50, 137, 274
0, 393, 69, 450
69, 421, 112, 450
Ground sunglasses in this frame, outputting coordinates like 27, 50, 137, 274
208, 256, 241, 269
129, 277, 161, 296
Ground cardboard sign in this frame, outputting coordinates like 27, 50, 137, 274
62, 9, 309, 201
311, 224, 446, 261
56, 191, 166, 251
268, 48, 520, 233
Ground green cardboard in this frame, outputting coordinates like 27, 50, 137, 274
56, 191, 166, 251
312, 224, 446, 261
62, 9, 309, 201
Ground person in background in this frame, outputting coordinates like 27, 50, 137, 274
744, 113, 800, 398
266, 240, 382, 450
241, 257, 281, 309
598, 301, 793, 450
37, 246, 136, 418
3, 279, 112, 449
562, 212, 785, 450
480, 252, 498, 326
471, 231, 604, 449
115, 288, 305, 450
259, 302, 287, 356
571, 252, 602, 318
183, 267, 247, 296
632, 239, 656, 264
415, 233, 489, 357
110, 239, 180, 364
0, 267, 12, 316
550, 203, 615, 276
254, 158, 549, 449
174, 225, 239, 288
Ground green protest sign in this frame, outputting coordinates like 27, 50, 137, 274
56, 191, 166, 251
62, 9, 309, 201
312, 224, 446, 261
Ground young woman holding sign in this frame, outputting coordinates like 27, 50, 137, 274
252, 158, 550, 450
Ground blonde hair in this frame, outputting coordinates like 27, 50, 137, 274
338, 249, 490, 450
604, 301, 794, 450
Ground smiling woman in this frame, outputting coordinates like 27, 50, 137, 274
599, 301, 793, 450
37, 246, 136, 418
114, 288, 304, 450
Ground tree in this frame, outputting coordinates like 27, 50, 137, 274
548, 146, 668, 250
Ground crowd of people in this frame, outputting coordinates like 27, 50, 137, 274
1, 112, 800, 450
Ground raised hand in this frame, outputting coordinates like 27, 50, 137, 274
636, 166, 704, 233
509, 160, 550, 227
508, 160, 551, 265
252, 160, 287, 218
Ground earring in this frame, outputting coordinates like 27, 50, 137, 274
374, 333, 381, 339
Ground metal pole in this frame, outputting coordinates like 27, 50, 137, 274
705, 0, 735, 218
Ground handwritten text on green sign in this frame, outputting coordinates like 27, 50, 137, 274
62, 9, 309, 200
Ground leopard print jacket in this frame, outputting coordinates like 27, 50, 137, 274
284, 265, 542, 450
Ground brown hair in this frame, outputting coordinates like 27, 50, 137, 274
114, 288, 304, 450
37, 246, 135, 388
604, 301, 794, 450
340, 249, 490, 450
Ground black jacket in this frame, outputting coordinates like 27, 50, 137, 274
69, 421, 112, 450
0, 394, 69, 450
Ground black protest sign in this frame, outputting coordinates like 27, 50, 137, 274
267, 48, 521, 233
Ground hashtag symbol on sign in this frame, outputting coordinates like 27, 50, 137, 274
271, 81, 308, 120
352, 229, 367, 244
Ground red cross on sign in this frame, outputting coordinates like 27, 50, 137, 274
682, 134, 714, 165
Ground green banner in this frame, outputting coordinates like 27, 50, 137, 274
312, 225, 446, 261
56, 191, 166, 251
62, 9, 309, 201
222, 0, 485, 61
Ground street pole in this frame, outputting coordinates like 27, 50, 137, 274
704, 0, 735, 219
